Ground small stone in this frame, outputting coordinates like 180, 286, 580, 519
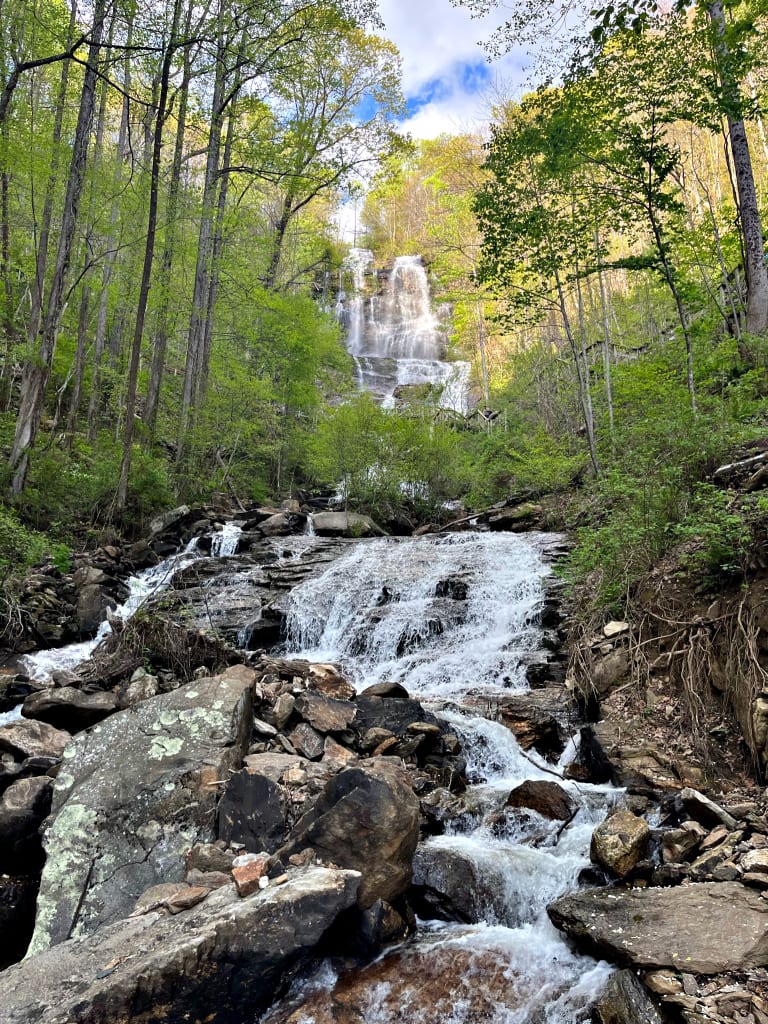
644, 971, 683, 996
372, 736, 399, 756
743, 871, 768, 890
273, 873, 289, 886
253, 717, 278, 737
277, 734, 298, 755
742, 849, 768, 873
289, 722, 324, 760
258, 876, 269, 890
406, 722, 441, 737
185, 869, 231, 890
699, 825, 729, 851
164, 885, 210, 914
442, 733, 461, 755
361, 727, 395, 752
603, 621, 630, 638
233, 853, 271, 897
186, 843, 235, 875
273, 693, 295, 730
323, 736, 357, 764
284, 766, 308, 786
681, 974, 698, 997
288, 848, 316, 867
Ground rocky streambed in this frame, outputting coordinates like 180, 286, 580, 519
1, 513, 767, 1023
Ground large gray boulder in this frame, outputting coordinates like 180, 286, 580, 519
27, 665, 255, 955
548, 882, 768, 973
0, 867, 360, 1024
311, 511, 387, 537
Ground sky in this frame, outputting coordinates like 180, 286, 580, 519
375, 0, 530, 139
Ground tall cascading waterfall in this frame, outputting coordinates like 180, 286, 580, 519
340, 248, 471, 412
267, 531, 618, 1024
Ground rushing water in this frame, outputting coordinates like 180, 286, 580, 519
339, 249, 471, 413
276, 531, 618, 1023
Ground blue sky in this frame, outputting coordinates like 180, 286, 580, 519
375, 0, 530, 138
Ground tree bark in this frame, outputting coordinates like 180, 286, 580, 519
708, 0, 768, 335
116, 0, 183, 510
8, 0, 107, 494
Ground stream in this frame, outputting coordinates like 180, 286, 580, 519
261, 531, 618, 1023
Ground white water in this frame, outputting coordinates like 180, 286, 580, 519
276, 531, 618, 1023
211, 521, 243, 557
340, 250, 471, 414
19, 538, 203, 685
285, 532, 549, 700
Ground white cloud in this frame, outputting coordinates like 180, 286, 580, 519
374, 0, 531, 138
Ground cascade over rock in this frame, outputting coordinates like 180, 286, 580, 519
339, 249, 470, 412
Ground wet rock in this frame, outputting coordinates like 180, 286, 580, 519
279, 759, 420, 908
0, 876, 39, 969
262, 930, 585, 1024
217, 769, 287, 853
258, 512, 300, 536
0, 776, 53, 853
76, 583, 118, 634
594, 969, 663, 1024
21, 687, 118, 733
411, 842, 505, 924
506, 780, 575, 821
353, 694, 434, 739
311, 512, 386, 537
590, 809, 650, 878
28, 665, 254, 954
359, 681, 410, 699
295, 691, 356, 733
0, 718, 70, 761
479, 688, 574, 758
0, 867, 360, 1024
307, 664, 357, 700
548, 882, 768, 973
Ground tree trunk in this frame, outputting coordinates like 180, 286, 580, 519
708, 0, 768, 335
116, 0, 183, 510
145, 4, 194, 435
8, 0, 107, 494
178, 2, 227, 450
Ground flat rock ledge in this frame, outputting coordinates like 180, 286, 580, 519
548, 882, 768, 974
0, 866, 360, 1024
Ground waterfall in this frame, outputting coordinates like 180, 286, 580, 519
210, 521, 243, 557
340, 249, 471, 413
274, 530, 618, 1023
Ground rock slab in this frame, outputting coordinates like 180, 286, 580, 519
0, 867, 360, 1024
548, 882, 768, 974
28, 666, 254, 954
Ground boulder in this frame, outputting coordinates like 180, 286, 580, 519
75, 583, 117, 634
147, 504, 190, 541
217, 768, 288, 853
0, 775, 53, 852
295, 691, 357, 733
289, 722, 325, 760
27, 665, 254, 954
359, 681, 410, 699
677, 788, 738, 831
590, 809, 650, 878
0, 876, 38, 969
506, 780, 575, 821
594, 970, 663, 1024
311, 511, 386, 537
0, 867, 360, 1024
411, 842, 505, 924
548, 882, 768, 973
22, 687, 118, 733
0, 718, 70, 761
278, 759, 420, 908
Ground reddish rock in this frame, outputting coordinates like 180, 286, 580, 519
233, 854, 271, 897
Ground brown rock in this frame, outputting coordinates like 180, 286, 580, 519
289, 723, 325, 760
185, 869, 231, 890
294, 691, 356, 734
164, 885, 210, 914
506, 780, 575, 821
0, 719, 70, 761
323, 737, 357, 764
233, 854, 271, 897
590, 809, 650, 878
307, 665, 356, 701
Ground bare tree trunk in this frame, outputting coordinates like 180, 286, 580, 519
116, 0, 183, 510
708, 0, 768, 335
145, 4, 194, 435
26, 0, 77, 350
8, 0, 107, 494
88, 6, 134, 440
594, 225, 614, 436
179, 2, 226, 450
